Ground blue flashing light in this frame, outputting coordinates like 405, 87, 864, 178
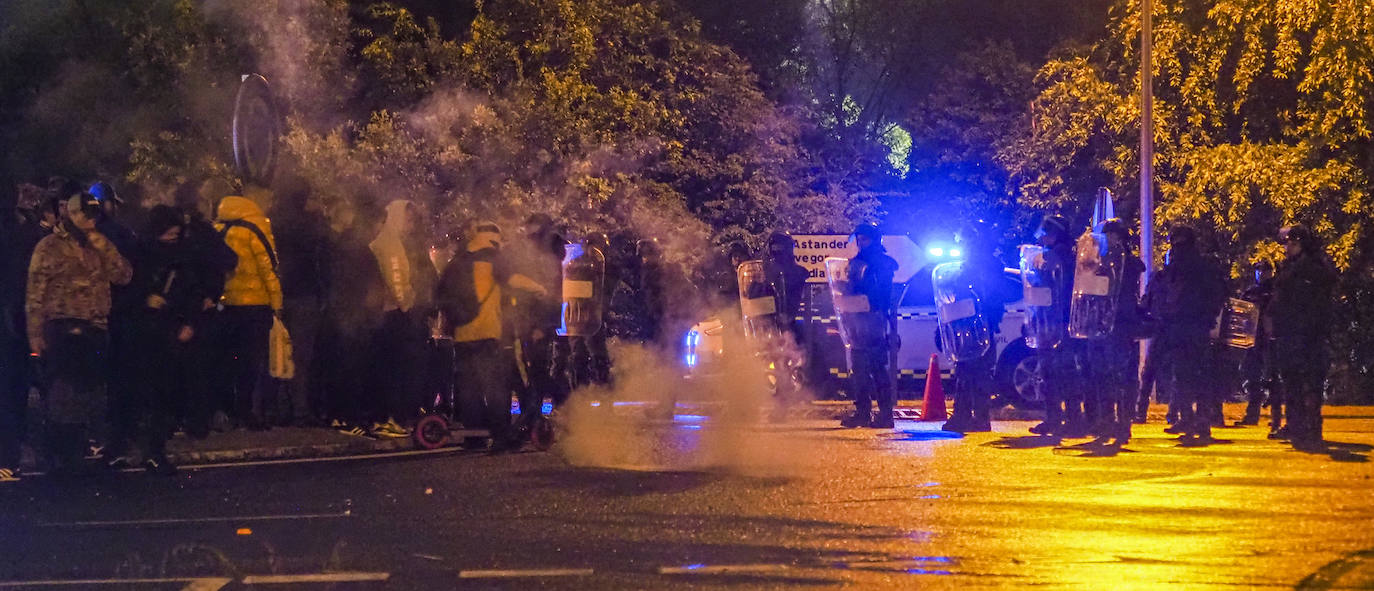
928, 247, 944, 257
948, 248, 962, 258
674, 414, 707, 423
680, 424, 703, 430
684, 564, 706, 570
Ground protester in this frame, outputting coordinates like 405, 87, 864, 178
317, 203, 388, 436
1268, 225, 1337, 450
269, 189, 332, 427
438, 221, 546, 452
1151, 225, 1227, 445
214, 194, 283, 431
26, 193, 132, 476
174, 187, 238, 437
838, 224, 899, 429
369, 200, 437, 437
1, 190, 47, 482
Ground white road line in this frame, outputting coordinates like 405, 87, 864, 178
185, 446, 462, 470
659, 564, 791, 575
39, 512, 351, 528
0, 577, 230, 588
240, 572, 390, 584
459, 569, 595, 578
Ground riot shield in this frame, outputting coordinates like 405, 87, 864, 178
1217, 298, 1259, 349
1019, 244, 1065, 350
737, 260, 783, 341
824, 257, 886, 350
932, 262, 992, 362
560, 242, 605, 337
232, 74, 280, 184
1068, 231, 1119, 339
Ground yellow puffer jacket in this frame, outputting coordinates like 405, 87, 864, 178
216, 196, 282, 310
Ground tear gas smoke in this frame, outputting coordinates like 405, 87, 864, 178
556, 315, 820, 478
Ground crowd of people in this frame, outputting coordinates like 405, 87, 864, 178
0, 177, 1341, 482
914, 215, 1337, 453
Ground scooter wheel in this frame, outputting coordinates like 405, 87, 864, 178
531, 419, 555, 451
413, 414, 451, 450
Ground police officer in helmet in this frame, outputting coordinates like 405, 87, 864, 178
838, 224, 899, 429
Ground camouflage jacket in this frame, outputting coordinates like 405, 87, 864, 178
25, 226, 133, 352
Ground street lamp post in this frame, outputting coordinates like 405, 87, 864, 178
1139, 0, 1154, 284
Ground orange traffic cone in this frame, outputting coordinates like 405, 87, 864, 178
921, 353, 947, 422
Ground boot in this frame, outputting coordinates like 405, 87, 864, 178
840, 411, 871, 428
1029, 421, 1059, 436
871, 410, 895, 429
1234, 404, 1261, 426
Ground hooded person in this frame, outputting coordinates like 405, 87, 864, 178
437, 221, 547, 452
366, 200, 438, 438
25, 193, 133, 475
214, 195, 283, 430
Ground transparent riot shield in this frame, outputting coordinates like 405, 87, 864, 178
824, 257, 886, 350
1019, 244, 1065, 350
1217, 298, 1259, 349
560, 242, 605, 337
932, 262, 992, 362
737, 260, 782, 341
1068, 231, 1119, 339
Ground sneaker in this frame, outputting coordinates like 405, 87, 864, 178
144, 456, 177, 476
0, 467, 19, 483
839, 412, 871, 428
380, 419, 411, 436
106, 456, 135, 470
85, 441, 106, 460
370, 422, 407, 439
338, 425, 370, 438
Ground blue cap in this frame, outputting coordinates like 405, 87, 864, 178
88, 181, 123, 205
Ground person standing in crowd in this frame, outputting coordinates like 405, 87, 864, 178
1, 190, 47, 482
26, 193, 132, 476
1237, 258, 1275, 428
839, 224, 899, 429
174, 186, 238, 437
1027, 215, 1077, 437
943, 220, 1015, 434
369, 200, 437, 438
1085, 219, 1145, 444
107, 206, 208, 475
1151, 225, 1227, 445
269, 188, 331, 427
438, 221, 546, 452
317, 203, 387, 436
1268, 225, 1337, 451
214, 194, 283, 431
508, 214, 565, 428
763, 232, 810, 346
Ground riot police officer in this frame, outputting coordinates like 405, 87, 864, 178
942, 220, 1015, 433
1236, 258, 1274, 427
838, 224, 899, 429
1026, 215, 1077, 437
1080, 219, 1145, 444
1268, 225, 1336, 450
1151, 225, 1227, 445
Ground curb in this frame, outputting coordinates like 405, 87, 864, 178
167, 436, 414, 466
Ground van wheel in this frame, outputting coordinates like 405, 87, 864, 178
996, 340, 1044, 410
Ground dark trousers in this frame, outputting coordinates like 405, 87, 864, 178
40, 320, 109, 470
1160, 327, 1212, 436
850, 346, 894, 418
0, 307, 29, 468
1137, 337, 1163, 417
216, 306, 274, 426
283, 298, 321, 424
1041, 346, 1078, 431
1277, 363, 1324, 445
454, 339, 511, 442
1085, 337, 1135, 436
372, 309, 427, 424
950, 346, 996, 424
517, 332, 558, 422
1239, 344, 1270, 422
109, 316, 190, 458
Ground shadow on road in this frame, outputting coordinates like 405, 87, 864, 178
981, 435, 1062, 450
1296, 441, 1371, 463
1051, 440, 1134, 458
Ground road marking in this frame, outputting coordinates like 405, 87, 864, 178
459, 569, 595, 578
240, 572, 390, 584
39, 512, 351, 528
660, 564, 790, 575
0, 577, 230, 589
185, 446, 462, 470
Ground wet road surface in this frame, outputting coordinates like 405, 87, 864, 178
1, 407, 1372, 589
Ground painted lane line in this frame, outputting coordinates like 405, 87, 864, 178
0, 577, 230, 588
185, 446, 462, 470
459, 569, 595, 578
39, 512, 351, 528
660, 564, 791, 575
240, 572, 390, 584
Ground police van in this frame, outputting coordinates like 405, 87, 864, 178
686, 235, 1045, 409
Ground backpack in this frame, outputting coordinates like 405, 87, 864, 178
436, 250, 496, 330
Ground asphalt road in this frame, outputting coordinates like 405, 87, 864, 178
1, 407, 1372, 590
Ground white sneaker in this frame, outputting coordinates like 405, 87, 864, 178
0, 467, 19, 483
370, 422, 407, 439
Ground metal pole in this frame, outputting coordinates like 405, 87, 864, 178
1139, 0, 1154, 285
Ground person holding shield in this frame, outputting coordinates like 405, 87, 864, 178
832, 224, 898, 429
1024, 215, 1077, 437
939, 220, 1015, 433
